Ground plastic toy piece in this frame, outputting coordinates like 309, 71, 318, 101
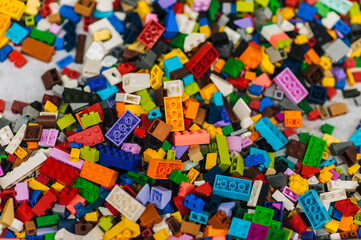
229, 217, 251, 238
284, 111, 302, 128
106, 185, 145, 222
80, 161, 118, 188
255, 117, 288, 151
67, 125, 104, 147
0, 0, 25, 21
32, 187, 58, 217
49, 147, 85, 170
5, 124, 26, 155
137, 19, 165, 49
147, 158, 184, 179
164, 96, 185, 132
39, 157, 79, 187
302, 135, 327, 168
213, 175, 252, 201
172, 129, 210, 146
105, 110, 140, 147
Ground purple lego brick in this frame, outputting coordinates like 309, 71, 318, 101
15, 182, 29, 204
246, 222, 269, 240
284, 168, 295, 176
227, 136, 242, 152
331, 67, 346, 81
38, 129, 59, 147
49, 147, 85, 170
280, 186, 299, 202
171, 145, 189, 159
273, 67, 308, 104
213, 121, 230, 127
136, 183, 150, 205
150, 186, 172, 210
218, 201, 235, 217
121, 143, 141, 155
329, 169, 340, 180
158, 0, 177, 9
234, 17, 254, 29
193, 0, 211, 11
105, 110, 141, 147
241, 138, 253, 148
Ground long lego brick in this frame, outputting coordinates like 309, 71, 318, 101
173, 129, 210, 146
80, 161, 118, 188
105, 110, 140, 147
216, 135, 231, 171
32, 188, 58, 217
164, 96, 184, 132
147, 159, 184, 179
21, 37, 55, 63
49, 147, 84, 170
106, 185, 146, 222
0, 151, 47, 189
254, 117, 288, 151
0, 0, 25, 21
273, 67, 308, 104
39, 157, 79, 187
67, 125, 104, 146
302, 135, 326, 168
213, 175, 252, 201
298, 189, 331, 229
5, 124, 26, 154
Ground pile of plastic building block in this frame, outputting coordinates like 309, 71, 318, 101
3, 0, 361, 239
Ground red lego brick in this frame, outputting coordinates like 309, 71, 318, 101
83, 16, 92, 32
61, 67, 80, 79
193, 182, 213, 198
67, 125, 105, 146
42, 94, 62, 106
301, 165, 320, 179
11, 100, 29, 114
249, 100, 260, 111
178, 182, 195, 199
327, 87, 338, 99
6, 154, 17, 163
82, 103, 104, 121
284, 212, 307, 234
184, 118, 191, 131
39, 157, 79, 187
294, 160, 302, 174
141, 114, 152, 130
283, 127, 297, 138
228, 77, 248, 91
137, 19, 165, 49
306, 37, 317, 49
134, 128, 146, 138
343, 58, 356, 69
117, 63, 137, 75
173, 2, 184, 14
32, 188, 58, 217
173, 196, 190, 216
40, 4, 51, 17
58, 187, 79, 205
8, 50, 27, 68
36, 174, 51, 186
307, 109, 321, 121
185, 42, 219, 79
0, 190, 16, 210
334, 199, 359, 217
104, 202, 119, 216
0, 99, 4, 113
15, 202, 35, 222
254, 173, 268, 183
123, 184, 137, 198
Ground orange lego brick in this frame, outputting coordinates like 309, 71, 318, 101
338, 216, 354, 232
80, 161, 118, 188
139, 203, 161, 229
67, 125, 105, 146
305, 48, 320, 65
0, 13, 11, 39
115, 102, 125, 118
284, 110, 302, 128
244, 71, 256, 81
21, 37, 55, 63
214, 59, 226, 73
238, 46, 263, 70
164, 96, 184, 132
184, 98, 199, 120
147, 158, 184, 179
251, 73, 272, 90
173, 129, 210, 146
249, 131, 261, 142
0, 0, 25, 21
269, 32, 290, 47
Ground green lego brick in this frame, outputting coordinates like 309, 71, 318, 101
297, 99, 313, 114
99, 215, 116, 231
270, 220, 281, 230
230, 156, 244, 177
36, 214, 60, 227
161, 140, 172, 152
127, 171, 156, 186
184, 81, 200, 96
268, 0, 280, 14
167, 150, 176, 160
80, 112, 102, 128
302, 135, 327, 168
229, 92, 240, 106
30, 28, 56, 45
169, 169, 188, 185
80, 145, 99, 163
243, 213, 254, 221
170, 33, 187, 50
299, 132, 310, 144
222, 58, 244, 79
300, 63, 309, 73
73, 177, 100, 203
222, 124, 234, 136
241, 95, 250, 105
252, 206, 274, 226
192, 22, 199, 33
216, 135, 231, 171
275, 38, 291, 50
44, 233, 56, 240
58, 104, 68, 114
321, 123, 334, 135
57, 113, 76, 130
266, 228, 288, 240
137, 89, 156, 112
208, 0, 220, 22
314, 2, 331, 18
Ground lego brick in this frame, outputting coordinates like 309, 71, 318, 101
255, 117, 288, 151
32, 188, 58, 217
213, 174, 252, 201
67, 125, 104, 147
80, 161, 118, 188
302, 135, 327, 168
39, 157, 79, 187
147, 158, 184, 179
21, 37, 55, 63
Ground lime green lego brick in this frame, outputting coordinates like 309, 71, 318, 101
222, 124, 234, 136
36, 214, 60, 227
80, 146, 99, 163
334, 168, 343, 175
137, 89, 156, 112
268, 0, 280, 14
299, 132, 310, 144
73, 177, 100, 203
57, 113, 76, 130
161, 140, 172, 152
58, 104, 68, 114
255, 0, 269, 7
297, 99, 313, 114
80, 111, 102, 128
275, 38, 292, 50
127, 171, 156, 186
162, 76, 171, 83
30, 28, 56, 45
99, 215, 116, 231
25, 16, 35, 27
252, 206, 274, 226
170, 33, 187, 50
169, 169, 188, 184
282, 227, 293, 240
192, 22, 199, 33
216, 135, 231, 171
230, 156, 244, 176
302, 135, 327, 168
44, 233, 56, 240
236, 1, 254, 13
268, 152, 275, 168
243, 212, 254, 221
314, 2, 331, 18
321, 123, 334, 135
167, 150, 176, 160
184, 81, 200, 96
350, 2, 361, 18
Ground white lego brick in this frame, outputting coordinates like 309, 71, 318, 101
327, 179, 358, 192
122, 73, 151, 93
210, 73, 233, 97
106, 186, 145, 222
49, 2, 60, 13
240, 131, 251, 139
296, 23, 313, 38
95, 0, 113, 12
115, 93, 141, 104
272, 190, 295, 211
330, 233, 341, 240
0, 126, 14, 147
59, 0, 77, 6
224, 26, 242, 45
164, 80, 184, 97
182, 160, 199, 171
0, 151, 47, 189
5, 124, 26, 154
320, 189, 347, 205
184, 33, 206, 52
241, 117, 254, 129
61, 75, 78, 89
101, 55, 118, 68
221, 3, 232, 15
85, 41, 106, 61
280, 20, 295, 32
114, 12, 126, 21
36, 19, 51, 31
193, 180, 205, 187
8, 218, 23, 233
183, 4, 199, 20
354, 192, 361, 201
153, 219, 171, 234
82, 59, 102, 78
54, 225, 103, 240
230, 151, 241, 158
308, 175, 319, 185
176, 14, 196, 34
39, 112, 58, 119
321, 11, 340, 29
98, 207, 113, 216
233, 98, 252, 121
247, 180, 262, 207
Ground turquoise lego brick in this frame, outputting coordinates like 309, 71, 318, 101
182, 74, 193, 86
148, 108, 162, 120
350, 128, 361, 146
163, 56, 183, 78
189, 211, 211, 225
213, 175, 252, 201
96, 85, 118, 100
298, 189, 331, 230
302, 135, 326, 168
229, 217, 251, 238
211, 92, 223, 106
252, 206, 275, 226
254, 117, 288, 151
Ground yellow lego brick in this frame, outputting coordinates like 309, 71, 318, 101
206, 153, 217, 170
182, 92, 189, 102
236, 0, 254, 13
281, 7, 295, 20
143, 148, 162, 163
199, 25, 211, 39
171, 211, 182, 224
0, 13, 11, 39
153, 228, 170, 240
347, 69, 356, 87
44, 100, 58, 113
260, 48, 275, 74
322, 150, 329, 160
93, 29, 111, 41
322, 134, 340, 147
0, 35, 9, 48
24, 0, 40, 15
189, 123, 201, 131
85, 211, 99, 222
319, 56, 332, 71
294, 34, 308, 45
163, 48, 189, 65
25, 177, 50, 194
125, 104, 148, 116
351, 15, 361, 24
202, 122, 223, 139
0, 0, 25, 21
186, 168, 199, 184
15, 231, 25, 238
14, 146, 28, 159
164, 96, 185, 132
325, 219, 339, 234
70, 148, 80, 162
136, 1, 150, 23
128, 40, 146, 52
357, 153, 361, 161
199, 83, 218, 104
322, 77, 335, 87
248, 113, 262, 132
319, 170, 333, 184
347, 163, 361, 175
150, 65, 163, 89
103, 217, 140, 240
157, 148, 166, 159
288, 173, 308, 196
269, 117, 278, 125
51, 182, 65, 193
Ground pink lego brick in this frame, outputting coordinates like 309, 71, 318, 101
15, 182, 29, 204
241, 138, 253, 148
66, 194, 85, 215
226, 136, 242, 152
49, 23, 61, 35
49, 147, 84, 170
273, 67, 308, 104
121, 143, 141, 155
144, 13, 158, 25
280, 186, 299, 202
330, 169, 340, 180
0, 165, 3, 177
193, 0, 211, 11
38, 129, 59, 147
284, 168, 295, 176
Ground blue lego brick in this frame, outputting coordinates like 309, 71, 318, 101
350, 128, 361, 146
156, 201, 174, 215
64, 30, 76, 41
332, 209, 342, 221
0, 44, 13, 62
163, 9, 178, 39
259, 96, 274, 112
105, 110, 141, 146
203, 166, 223, 184
86, 75, 108, 92
56, 55, 74, 69
190, 211, 211, 225
250, 148, 272, 168
119, 172, 135, 186
74, 188, 108, 218
184, 194, 205, 213
264, 201, 284, 225
57, 219, 76, 233
108, 14, 125, 34
249, 84, 262, 96
96, 85, 119, 101
211, 92, 223, 106
296, 3, 317, 21
63, 21, 76, 32
123, 24, 140, 44
183, 74, 193, 85
334, 20, 351, 35
54, 37, 64, 50
254, 117, 288, 151
163, 56, 183, 78
70, 143, 81, 148
59, 5, 80, 23
150, 186, 172, 210
34, 13, 42, 23
308, 85, 327, 105
205, 195, 222, 212
334, 79, 346, 90
30, 190, 42, 207
96, 144, 142, 171
213, 175, 252, 201
198, 17, 209, 27
219, 106, 231, 124
298, 189, 331, 230
229, 217, 251, 238
6, 23, 28, 44
301, 231, 316, 240
207, 105, 220, 124
148, 108, 162, 120
244, 153, 265, 167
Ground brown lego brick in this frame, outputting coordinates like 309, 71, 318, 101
286, 139, 307, 160
41, 68, 61, 90
340, 146, 357, 167
170, 67, 190, 80
75, 34, 87, 64
207, 210, 231, 229
192, 107, 206, 126
165, 216, 180, 234
37, 115, 57, 128
12, 148, 32, 170
262, 105, 280, 118
122, 47, 141, 62
180, 216, 201, 236
243, 166, 262, 179
74, 0, 96, 16
154, 88, 165, 107
329, 103, 348, 117
25, 221, 36, 236
23, 125, 43, 142
74, 222, 95, 235
139, 203, 161, 229
147, 118, 172, 142
302, 64, 324, 84
223, 97, 240, 124
11, 100, 29, 115
21, 38, 55, 63
48, 13, 61, 24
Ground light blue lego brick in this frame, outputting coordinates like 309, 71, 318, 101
350, 128, 361, 146
318, 158, 336, 168
56, 55, 74, 69
213, 175, 252, 201
211, 92, 223, 106
189, 211, 211, 225
254, 117, 288, 151
54, 37, 64, 50
148, 108, 162, 120
229, 217, 251, 238
182, 74, 193, 86
5, 23, 28, 44
318, 0, 352, 15
163, 56, 183, 78
298, 189, 331, 230
96, 85, 119, 100
250, 147, 272, 168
